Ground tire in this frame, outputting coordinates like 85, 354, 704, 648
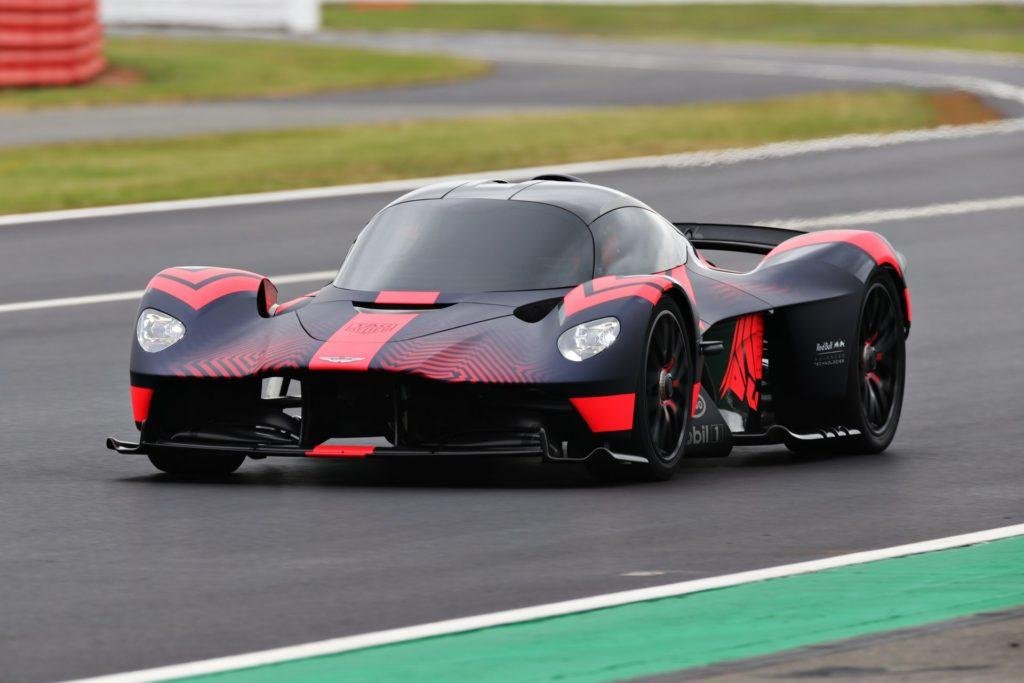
787, 270, 906, 455
586, 298, 693, 482
148, 451, 246, 477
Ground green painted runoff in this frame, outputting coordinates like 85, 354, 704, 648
181, 535, 1024, 683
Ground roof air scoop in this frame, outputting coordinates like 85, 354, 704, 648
532, 174, 589, 184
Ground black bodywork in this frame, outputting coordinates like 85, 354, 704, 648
109, 178, 911, 467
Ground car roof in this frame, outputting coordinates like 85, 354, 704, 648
383, 178, 655, 225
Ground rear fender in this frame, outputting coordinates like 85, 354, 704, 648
765, 229, 911, 330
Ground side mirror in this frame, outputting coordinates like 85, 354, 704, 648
257, 278, 278, 318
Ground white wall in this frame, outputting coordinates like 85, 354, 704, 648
327, 0, 1024, 5
100, 1, 320, 34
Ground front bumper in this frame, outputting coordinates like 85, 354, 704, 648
106, 432, 551, 460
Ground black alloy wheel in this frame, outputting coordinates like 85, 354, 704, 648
859, 281, 902, 435
586, 298, 692, 482
645, 308, 689, 462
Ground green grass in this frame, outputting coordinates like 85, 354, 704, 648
324, 3, 1024, 55
0, 37, 489, 110
0, 89, 998, 215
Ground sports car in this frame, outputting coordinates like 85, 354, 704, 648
108, 176, 910, 480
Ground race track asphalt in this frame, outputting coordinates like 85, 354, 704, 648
1, 116, 1022, 681
2, 30, 1023, 147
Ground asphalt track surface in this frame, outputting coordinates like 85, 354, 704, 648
2, 119, 1023, 681
3, 30, 1024, 146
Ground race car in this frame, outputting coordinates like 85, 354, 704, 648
108, 176, 910, 481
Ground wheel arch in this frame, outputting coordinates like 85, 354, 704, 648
661, 284, 698, 343
659, 283, 701, 411
876, 264, 912, 337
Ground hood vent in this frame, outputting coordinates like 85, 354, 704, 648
354, 301, 452, 312
514, 298, 562, 323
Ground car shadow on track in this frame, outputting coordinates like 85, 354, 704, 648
117, 446, 887, 490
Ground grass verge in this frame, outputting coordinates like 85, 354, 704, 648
0, 89, 999, 215
324, 3, 1024, 56
0, 37, 489, 111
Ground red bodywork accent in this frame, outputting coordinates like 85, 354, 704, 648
768, 230, 911, 323
668, 265, 697, 303
273, 292, 316, 315
131, 386, 153, 425
309, 312, 418, 371
691, 383, 702, 417
766, 230, 904, 277
719, 314, 764, 411
306, 444, 376, 458
148, 267, 262, 310
375, 290, 441, 305
570, 393, 635, 433
562, 276, 671, 318
175, 331, 318, 379
375, 318, 542, 384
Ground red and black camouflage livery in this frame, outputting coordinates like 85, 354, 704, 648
111, 178, 910, 471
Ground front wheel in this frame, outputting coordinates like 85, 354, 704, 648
586, 298, 692, 482
148, 451, 246, 477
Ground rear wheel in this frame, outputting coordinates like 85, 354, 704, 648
787, 270, 906, 454
148, 452, 246, 477
586, 299, 692, 482
846, 272, 906, 452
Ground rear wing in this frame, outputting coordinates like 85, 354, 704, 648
673, 222, 804, 256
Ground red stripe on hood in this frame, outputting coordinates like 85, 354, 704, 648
375, 291, 440, 305
309, 312, 417, 371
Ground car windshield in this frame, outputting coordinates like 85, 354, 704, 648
334, 198, 595, 292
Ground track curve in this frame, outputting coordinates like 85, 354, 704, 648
2, 29, 1024, 147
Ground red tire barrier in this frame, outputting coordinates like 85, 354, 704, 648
0, 0, 104, 88
0, 8, 97, 29
0, 1, 95, 10
0, 39, 99, 65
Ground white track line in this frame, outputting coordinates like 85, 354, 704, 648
447, 46, 1024, 106
766, 194, 1024, 230
0, 271, 335, 315
69, 522, 1024, 683
5, 192, 1022, 316
3, 118, 1024, 228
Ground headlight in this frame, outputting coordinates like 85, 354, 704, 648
557, 317, 620, 361
137, 308, 186, 352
